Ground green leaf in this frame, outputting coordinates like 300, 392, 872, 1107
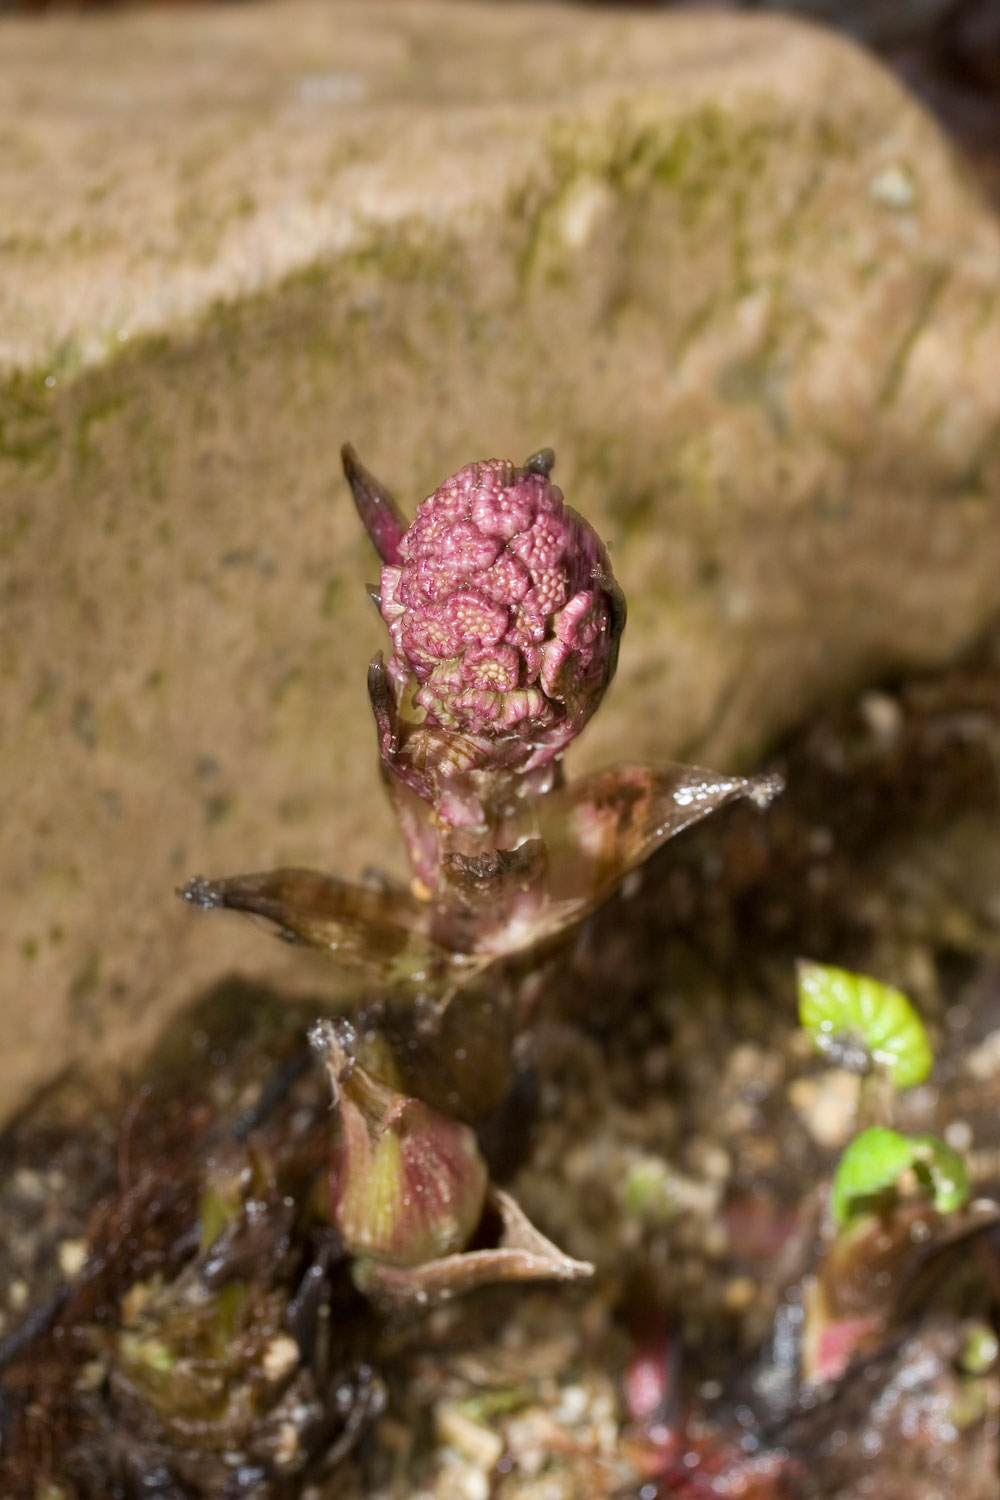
796, 960, 933, 1090
831, 1126, 970, 1226
831, 1127, 914, 1225
909, 1134, 971, 1216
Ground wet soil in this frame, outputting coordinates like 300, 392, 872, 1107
2, 623, 1000, 1499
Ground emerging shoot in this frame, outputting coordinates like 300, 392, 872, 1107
831, 1126, 970, 1227
796, 960, 933, 1089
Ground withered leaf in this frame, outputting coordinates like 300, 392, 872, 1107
179, 868, 458, 989
352, 1186, 594, 1310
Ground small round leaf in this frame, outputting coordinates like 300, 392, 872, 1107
831, 1126, 970, 1226
797, 960, 933, 1089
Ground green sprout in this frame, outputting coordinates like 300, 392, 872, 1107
796, 960, 933, 1090
831, 1126, 970, 1226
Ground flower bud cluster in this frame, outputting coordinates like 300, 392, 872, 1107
378, 459, 617, 764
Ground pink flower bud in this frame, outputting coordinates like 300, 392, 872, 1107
373, 456, 624, 771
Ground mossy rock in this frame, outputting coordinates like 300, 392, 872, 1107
2, 0, 1000, 1119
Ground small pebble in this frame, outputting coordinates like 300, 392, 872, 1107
689, 1141, 731, 1185
944, 1119, 973, 1153
435, 1404, 503, 1471
272, 1422, 301, 1468
788, 1070, 860, 1149
723, 1276, 757, 1313
859, 689, 904, 745
553, 1384, 589, 1425
262, 1334, 300, 1382
13, 1168, 47, 1203
868, 164, 916, 212
58, 1238, 88, 1279
966, 1029, 1000, 1081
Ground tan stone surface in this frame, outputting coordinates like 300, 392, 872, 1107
2, 0, 1000, 1120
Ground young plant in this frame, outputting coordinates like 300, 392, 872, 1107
796, 959, 933, 1090
830, 1126, 969, 1227
796, 960, 988, 1383
182, 447, 783, 1301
